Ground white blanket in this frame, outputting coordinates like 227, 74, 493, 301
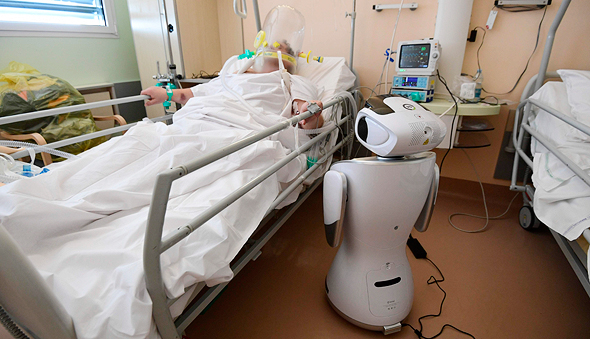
0, 71, 317, 338
529, 73, 590, 241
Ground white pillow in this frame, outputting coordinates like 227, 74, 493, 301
557, 69, 590, 141
296, 56, 357, 102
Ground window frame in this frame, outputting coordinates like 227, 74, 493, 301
0, 0, 118, 38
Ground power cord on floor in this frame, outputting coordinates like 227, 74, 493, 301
448, 149, 520, 233
404, 235, 476, 339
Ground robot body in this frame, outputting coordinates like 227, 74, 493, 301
323, 95, 443, 332
325, 154, 437, 330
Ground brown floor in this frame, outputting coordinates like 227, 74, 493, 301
185, 177, 590, 339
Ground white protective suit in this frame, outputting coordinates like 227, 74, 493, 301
0, 70, 319, 338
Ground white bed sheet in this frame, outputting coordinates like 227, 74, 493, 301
529, 76, 590, 241
0, 66, 355, 339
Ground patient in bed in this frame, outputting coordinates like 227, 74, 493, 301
0, 6, 333, 339
141, 5, 324, 130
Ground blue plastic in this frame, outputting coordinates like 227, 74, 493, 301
384, 49, 395, 63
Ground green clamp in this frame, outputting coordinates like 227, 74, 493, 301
238, 49, 255, 60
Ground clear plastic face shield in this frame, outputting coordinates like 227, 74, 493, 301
253, 6, 305, 74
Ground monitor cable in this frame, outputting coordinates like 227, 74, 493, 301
480, 6, 547, 95
435, 71, 458, 173
448, 149, 520, 233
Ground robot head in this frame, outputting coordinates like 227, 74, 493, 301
356, 95, 447, 157
252, 6, 305, 74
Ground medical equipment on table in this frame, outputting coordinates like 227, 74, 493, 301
323, 95, 443, 334
509, 0, 590, 296
390, 39, 441, 102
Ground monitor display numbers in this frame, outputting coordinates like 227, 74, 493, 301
399, 44, 431, 69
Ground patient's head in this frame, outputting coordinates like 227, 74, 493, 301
253, 6, 305, 74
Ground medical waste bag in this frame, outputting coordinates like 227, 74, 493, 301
0, 61, 106, 159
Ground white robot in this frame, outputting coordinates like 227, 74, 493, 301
323, 95, 446, 334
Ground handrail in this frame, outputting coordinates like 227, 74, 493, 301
143, 96, 354, 338
8, 114, 173, 160
233, 0, 261, 31
510, 95, 590, 190
159, 116, 349, 253
0, 95, 149, 126
233, 0, 247, 18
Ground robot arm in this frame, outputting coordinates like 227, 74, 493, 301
413, 164, 439, 232
323, 170, 347, 247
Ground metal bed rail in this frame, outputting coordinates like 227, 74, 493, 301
143, 96, 355, 338
0, 91, 355, 339
0, 95, 176, 161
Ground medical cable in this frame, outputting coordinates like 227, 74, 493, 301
435, 71, 458, 173
372, 0, 404, 96
0, 140, 78, 160
448, 148, 520, 233
402, 237, 476, 339
481, 7, 547, 95
220, 55, 266, 117
220, 54, 291, 126
473, 26, 486, 72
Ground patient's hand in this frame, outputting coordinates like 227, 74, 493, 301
297, 100, 324, 130
140, 86, 167, 107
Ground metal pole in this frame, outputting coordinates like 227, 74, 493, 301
252, 0, 261, 31
533, 0, 571, 92
160, 0, 175, 66
347, 0, 357, 71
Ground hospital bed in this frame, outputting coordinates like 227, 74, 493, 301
0, 55, 359, 339
510, 0, 590, 297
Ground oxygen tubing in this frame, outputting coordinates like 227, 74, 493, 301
0, 140, 78, 160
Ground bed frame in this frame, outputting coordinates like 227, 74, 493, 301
0, 83, 358, 339
0, 1, 363, 336
509, 0, 590, 297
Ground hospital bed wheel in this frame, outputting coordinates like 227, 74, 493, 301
519, 206, 540, 231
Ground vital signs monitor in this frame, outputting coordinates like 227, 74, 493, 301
395, 39, 441, 76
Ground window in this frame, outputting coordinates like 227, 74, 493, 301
0, 0, 117, 38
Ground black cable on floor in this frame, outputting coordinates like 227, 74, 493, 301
403, 236, 476, 339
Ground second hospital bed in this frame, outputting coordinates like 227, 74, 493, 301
0, 56, 359, 339
510, 0, 590, 297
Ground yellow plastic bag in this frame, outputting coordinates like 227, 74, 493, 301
0, 61, 106, 159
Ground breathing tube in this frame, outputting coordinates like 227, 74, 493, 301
0, 305, 31, 339
0, 140, 78, 160
0, 141, 78, 184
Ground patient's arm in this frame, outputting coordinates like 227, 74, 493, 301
294, 99, 324, 130
140, 87, 194, 106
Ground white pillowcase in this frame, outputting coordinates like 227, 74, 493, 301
557, 69, 590, 141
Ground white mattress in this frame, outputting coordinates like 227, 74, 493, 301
529, 75, 590, 242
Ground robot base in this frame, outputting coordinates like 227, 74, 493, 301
326, 291, 402, 335
323, 154, 437, 333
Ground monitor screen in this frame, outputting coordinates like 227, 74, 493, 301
399, 44, 431, 69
